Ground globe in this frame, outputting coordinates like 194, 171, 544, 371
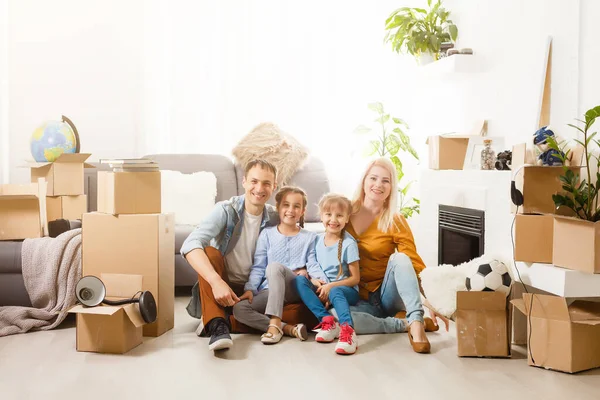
30, 115, 80, 162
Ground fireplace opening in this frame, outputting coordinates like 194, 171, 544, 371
438, 205, 485, 266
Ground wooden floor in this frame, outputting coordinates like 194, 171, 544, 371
1, 295, 599, 400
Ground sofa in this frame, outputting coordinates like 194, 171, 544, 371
0, 154, 330, 307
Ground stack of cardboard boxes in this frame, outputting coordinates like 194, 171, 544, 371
1, 153, 92, 240
29, 153, 91, 224
455, 144, 600, 373
72, 164, 175, 354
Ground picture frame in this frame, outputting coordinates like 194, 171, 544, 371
463, 137, 505, 170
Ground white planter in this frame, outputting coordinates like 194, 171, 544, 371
417, 52, 436, 66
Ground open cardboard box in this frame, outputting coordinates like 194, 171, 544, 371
426, 120, 488, 170
514, 214, 554, 263
27, 153, 94, 196
511, 143, 584, 215
0, 179, 49, 240
46, 195, 87, 222
82, 212, 174, 337
553, 216, 600, 274
69, 273, 146, 354
455, 291, 512, 358
97, 171, 161, 215
512, 293, 600, 373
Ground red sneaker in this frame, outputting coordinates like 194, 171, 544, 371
314, 315, 339, 343
335, 323, 357, 355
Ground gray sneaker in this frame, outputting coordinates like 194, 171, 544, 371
207, 318, 233, 351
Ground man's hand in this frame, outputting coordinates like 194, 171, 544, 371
295, 268, 309, 278
316, 283, 332, 302
239, 290, 254, 304
212, 279, 240, 307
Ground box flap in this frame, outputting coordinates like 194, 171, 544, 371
83, 163, 96, 169
516, 294, 571, 321
101, 273, 143, 298
54, 153, 91, 163
0, 183, 39, 197
457, 291, 507, 311
568, 300, 600, 323
569, 144, 584, 167
122, 304, 146, 328
511, 299, 527, 315
68, 304, 122, 316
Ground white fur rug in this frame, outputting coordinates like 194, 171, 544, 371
419, 255, 509, 319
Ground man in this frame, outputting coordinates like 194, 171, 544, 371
181, 159, 278, 351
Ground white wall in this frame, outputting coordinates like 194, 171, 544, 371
0, 0, 8, 185
4, 0, 599, 200
6, 0, 144, 184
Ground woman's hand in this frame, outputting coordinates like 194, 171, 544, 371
295, 268, 309, 278
423, 298, 450, 332
310, 278, 325, 288
316, 283, 332, 301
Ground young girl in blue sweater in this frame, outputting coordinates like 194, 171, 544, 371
295, 193, 361, 355
233, 186, 325, 344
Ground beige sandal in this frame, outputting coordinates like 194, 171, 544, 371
290, 323, 308, 341
261, 324, 284, 345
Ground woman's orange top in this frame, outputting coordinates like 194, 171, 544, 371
346, 213, 426, 300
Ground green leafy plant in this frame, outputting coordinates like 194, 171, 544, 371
354, 102, 420, 218
384, 0, 458, 62
548, 105, 600, 221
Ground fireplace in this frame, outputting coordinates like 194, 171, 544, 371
438, 205, 485, 265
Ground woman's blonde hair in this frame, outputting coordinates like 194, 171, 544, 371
352, 157, 398, 233
275, 186, 307, 228
318, 193, 353, 279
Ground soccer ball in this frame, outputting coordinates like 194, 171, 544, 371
465, 260, 512, 297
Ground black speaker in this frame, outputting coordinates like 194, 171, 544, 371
75, 276, 157, 324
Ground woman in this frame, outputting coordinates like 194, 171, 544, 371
345, 157, 449, 353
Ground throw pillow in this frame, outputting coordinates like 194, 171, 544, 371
232, 122, 309, 186
160, 170, 217, 226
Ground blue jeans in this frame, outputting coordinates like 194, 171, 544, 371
295, 275, 359, 327
348, 252, 424, 334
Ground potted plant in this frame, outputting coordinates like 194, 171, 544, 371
548, 105, 600, 273
384, 0, 458, 65
354, 102, 420, 218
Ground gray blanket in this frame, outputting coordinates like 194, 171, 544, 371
0, 228, 82, 337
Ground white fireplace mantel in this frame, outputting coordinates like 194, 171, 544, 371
414, 169, 600, 298
415, 169, 513, 269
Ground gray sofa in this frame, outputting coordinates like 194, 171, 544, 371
0, 154, 330, 306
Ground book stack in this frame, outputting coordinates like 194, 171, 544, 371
100, 158, 159, 172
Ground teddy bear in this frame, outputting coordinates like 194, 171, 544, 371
533, 126, 566, 166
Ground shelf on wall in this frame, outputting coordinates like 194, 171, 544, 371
420, 54, 481, 75
513, 262, 600, 297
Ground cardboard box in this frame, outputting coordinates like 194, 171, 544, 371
46, 195, 87, 222
553, 216, 600, 274
97, 171, 161, 215
514, 214, 554, 263
512, 294, 600, 373
456, 291, 511, 357
69, 273, 146, 354
427, 135, 471, 170
0, 179, 48, 240
513, 166, 583, 215
28, 153, 93, 196
82, 212, 174, 336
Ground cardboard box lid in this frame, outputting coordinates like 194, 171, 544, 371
0, 182, 41, 200
69, 273, 146, 328
512, 294, 600, 324
457, 291, 507, 310
553, 214, 600, 226
26, 153, 94, 169
426, 120, 487, 144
